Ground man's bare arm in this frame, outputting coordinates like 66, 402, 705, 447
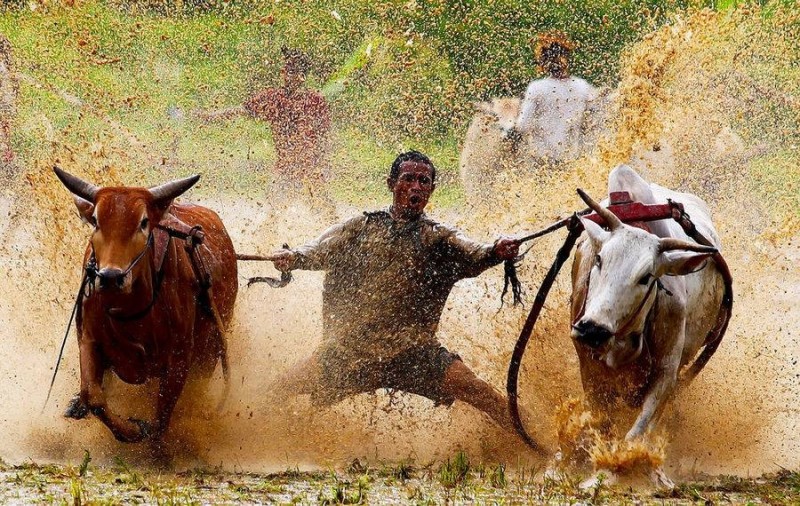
192, 105, 246, 123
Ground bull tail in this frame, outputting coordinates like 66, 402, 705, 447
217, 330, 231, 413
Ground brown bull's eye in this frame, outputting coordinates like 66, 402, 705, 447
140, 217, 149, 230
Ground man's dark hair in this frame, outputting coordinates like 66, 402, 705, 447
389, 150, 437, 182
540, 42, 571, 66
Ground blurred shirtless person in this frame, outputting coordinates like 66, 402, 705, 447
268, 151, 543, 448
0, 34, 18, 164
509, 32, 599, 165
198, 47, 335, 217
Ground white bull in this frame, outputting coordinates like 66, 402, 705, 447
459, 90, 615, 205
570, 165, 724, 450
458, 98, 520, 205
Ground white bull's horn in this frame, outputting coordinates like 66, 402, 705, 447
53, 166, 100, 203
658, 237, 718, 253
577, 188, 621, 230
148, 174, 200, 205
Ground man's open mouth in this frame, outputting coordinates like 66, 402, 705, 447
409, 195, 422, 205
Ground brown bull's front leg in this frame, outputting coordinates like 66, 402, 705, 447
77, 338, 149, 443
152, 356, 191, 441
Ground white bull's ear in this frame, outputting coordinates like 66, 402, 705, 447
474, 101, 494, 115
580, 217, 609, 249
73, 195, 95, 226
656, 250, 715, 277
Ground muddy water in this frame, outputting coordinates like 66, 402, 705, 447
0, 5, 798, 480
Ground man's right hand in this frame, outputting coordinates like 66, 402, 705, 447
271, 249, 298, 272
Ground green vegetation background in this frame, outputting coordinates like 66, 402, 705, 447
0, 0, 794, 208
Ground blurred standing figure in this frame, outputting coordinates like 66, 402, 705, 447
0, 33, 18, 164
196, 47, 336, 218
510, 32, 599, 165
244, 48, 330, 183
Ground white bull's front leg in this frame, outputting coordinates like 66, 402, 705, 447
625, 317, 685, 441
625, 362, 678, 440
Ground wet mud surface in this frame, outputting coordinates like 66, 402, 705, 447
1, 459, 798, 505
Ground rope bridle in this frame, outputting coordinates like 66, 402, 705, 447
42, 222, 210, 412
84, 232, 165, 321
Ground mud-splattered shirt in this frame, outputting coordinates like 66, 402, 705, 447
293, 210, 502, 363
243, 87, 330, 179
515, 76, 598, 161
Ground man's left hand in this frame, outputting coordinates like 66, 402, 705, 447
493, 237, 520, 261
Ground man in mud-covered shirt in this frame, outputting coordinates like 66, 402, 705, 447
270, 151, 539, 441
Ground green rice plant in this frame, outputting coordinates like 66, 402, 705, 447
489, 463, 507, 489
69, 477, 83, 506
319, 475, 367, 505
78, 450, 92, 478
437, 450, 471, 489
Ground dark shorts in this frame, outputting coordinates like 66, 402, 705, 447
312, 344, 462, 407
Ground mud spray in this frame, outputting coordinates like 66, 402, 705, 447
0, 5, 797, 482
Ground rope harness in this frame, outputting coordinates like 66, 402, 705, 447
237, 244, 293, 288
506, 195, 734, 451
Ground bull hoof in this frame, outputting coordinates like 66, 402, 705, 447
650, 467, 675, 490
129, 418, 153, 440
63, 395, 89, 419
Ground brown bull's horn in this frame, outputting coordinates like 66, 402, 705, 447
658, 237, 718, 253
577, 188, 621, 230
148, 174, 200, 205
53, 166, 100, 203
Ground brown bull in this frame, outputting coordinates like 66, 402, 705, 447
54, 167, 238, 443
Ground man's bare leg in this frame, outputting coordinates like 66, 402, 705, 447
441, 360, 547, 452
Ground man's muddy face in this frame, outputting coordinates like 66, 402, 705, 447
388, 161, 435, 219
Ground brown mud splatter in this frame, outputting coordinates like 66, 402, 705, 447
0, 5, 797, 484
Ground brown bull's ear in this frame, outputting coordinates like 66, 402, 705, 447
73, 195, 96, 226
148, 174, 200, 210
53, 166, 99, 203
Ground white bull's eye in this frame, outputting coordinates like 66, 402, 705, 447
638, 273, 652, 285
594, 254, 602, 269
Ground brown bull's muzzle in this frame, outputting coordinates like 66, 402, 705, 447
96, 267, 131, 292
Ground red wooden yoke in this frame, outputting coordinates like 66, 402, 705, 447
583, 191, 680, 230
